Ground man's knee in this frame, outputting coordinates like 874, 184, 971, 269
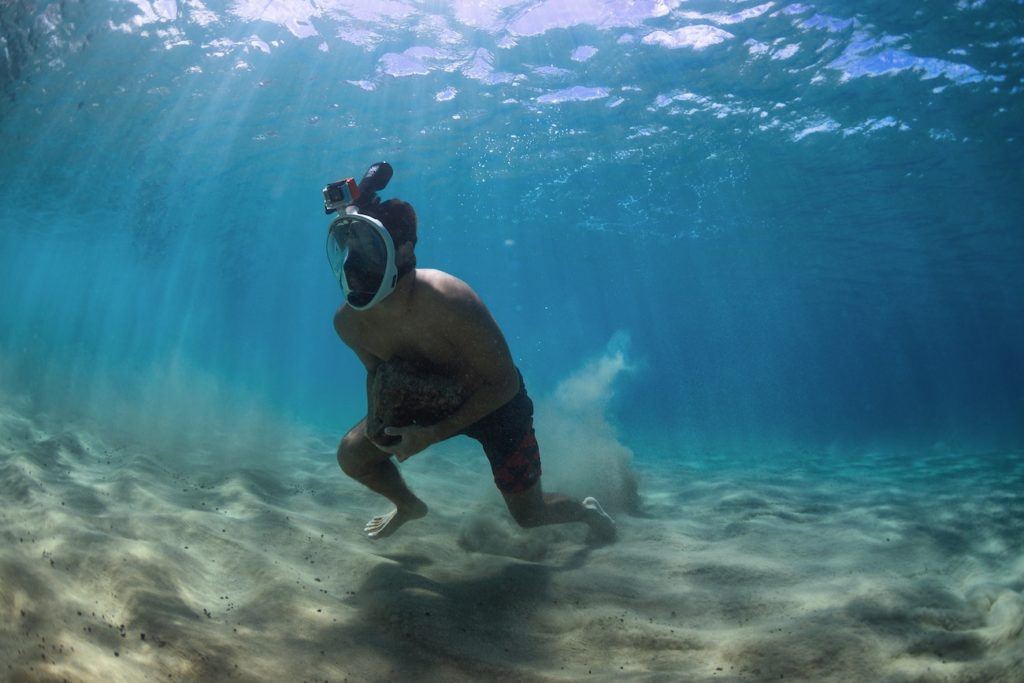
337, 425, 376, 478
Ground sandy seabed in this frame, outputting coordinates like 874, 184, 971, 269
1, 402, 1022, 682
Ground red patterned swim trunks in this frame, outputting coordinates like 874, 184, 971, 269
458, 369, 542, 494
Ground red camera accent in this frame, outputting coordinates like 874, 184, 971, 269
343, 178, 360, 202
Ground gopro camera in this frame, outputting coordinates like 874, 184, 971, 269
322, 162, 394, 215
323, 178, 360, 215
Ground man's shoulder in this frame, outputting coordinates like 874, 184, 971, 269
333, 303, 360, 339
416, 269, 477, 300
415, 269, 486, 319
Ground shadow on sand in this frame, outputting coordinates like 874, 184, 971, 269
322, 547, 596, 680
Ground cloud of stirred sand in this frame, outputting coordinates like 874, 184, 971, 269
532, 330, 641, 514
0, 350, 314, 469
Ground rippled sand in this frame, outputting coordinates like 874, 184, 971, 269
1, 404, 1021, 682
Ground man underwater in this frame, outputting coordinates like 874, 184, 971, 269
327, 163, 616, 543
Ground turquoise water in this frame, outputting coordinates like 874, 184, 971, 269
3, 1, 1021, 457
2, 2, 1024, 680
2, 1, 1023, 457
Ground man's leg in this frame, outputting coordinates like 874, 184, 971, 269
502, 480, 616, 544
337, 419, 427, 539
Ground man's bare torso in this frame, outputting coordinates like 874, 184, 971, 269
335, 268, 516, 395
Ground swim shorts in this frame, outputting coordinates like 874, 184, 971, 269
458, 369, 541, 494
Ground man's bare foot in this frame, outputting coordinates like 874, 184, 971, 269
582, 496, 617, 545
364, 498, 428, 539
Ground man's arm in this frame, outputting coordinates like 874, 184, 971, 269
333, 310, 383, 442
410, 281, 519, 445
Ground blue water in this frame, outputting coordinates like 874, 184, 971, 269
1, 1, 1023, 454
3, 3, 1024, 681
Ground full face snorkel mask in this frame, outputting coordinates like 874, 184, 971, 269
323, 162, 399, 311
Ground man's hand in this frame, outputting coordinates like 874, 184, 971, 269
363, 423, 391, 452
384, 425, 439, 461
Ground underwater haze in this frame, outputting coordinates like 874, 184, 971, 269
1, 1, 1023, 681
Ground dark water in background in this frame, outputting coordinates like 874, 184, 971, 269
1, 0, 1022, 461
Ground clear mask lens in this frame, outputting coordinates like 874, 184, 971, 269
327, 215, 391, 307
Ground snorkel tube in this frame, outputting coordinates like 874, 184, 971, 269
354, 161, 393, 210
